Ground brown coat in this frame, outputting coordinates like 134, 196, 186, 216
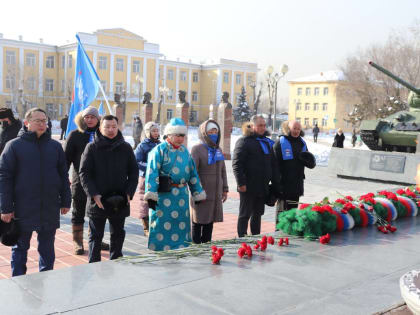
189, 120, 228, 224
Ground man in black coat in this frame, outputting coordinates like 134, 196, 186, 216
0, 108, 71, 276
60, 115, 68, 140
79, 115, 139, 263
64, 106, 109, 255
232, 115, 279, 237
273, 120, 313, 211
0, 108, 22, 155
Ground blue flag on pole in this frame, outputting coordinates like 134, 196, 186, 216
65, 34, 100, 137
98, 102, 105, 116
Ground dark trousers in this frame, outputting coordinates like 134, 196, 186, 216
88, 217, 126, 263
283, 195, 300, 210
11, 228, 56, 277
192, 222, 214, 244
313, 134, 318, 143
71, 194, 87, 225
237, 193, 265, 237
60, 129, 66, 140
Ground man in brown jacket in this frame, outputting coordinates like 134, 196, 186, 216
189, 120, 228, 243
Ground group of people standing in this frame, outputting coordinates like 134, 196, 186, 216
0, 106, 317, 277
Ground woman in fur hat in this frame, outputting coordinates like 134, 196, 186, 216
189, 120, 228, 244
134, 122, 160, 236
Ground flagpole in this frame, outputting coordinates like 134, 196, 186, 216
97, 81, 113, 115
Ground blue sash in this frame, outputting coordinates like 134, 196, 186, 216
256, 136, 274, 155
280, 136, 307, 160
204, 144, 225, 165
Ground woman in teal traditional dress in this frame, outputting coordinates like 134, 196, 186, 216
144, 118, 206, 251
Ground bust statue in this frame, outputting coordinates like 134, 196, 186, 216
143, 92, 152, 106
178, 90, 187, 104
222, 91, 230, 104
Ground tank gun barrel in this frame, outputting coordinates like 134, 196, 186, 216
368, 61, 420, 94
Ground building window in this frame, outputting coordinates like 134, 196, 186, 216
167, 69, 174, 80
46, 56, 55, 69
180, 71, 187, 81
192, 91, 198, 102
6, 51, 16, 65
5, 75, 15, 89
193, 72, 198, 82
167, 89, 174, 100
61, 80, 65, 93
115, 82, 123, 94
26, 77, 35, 90
61, 55, 66, 68
305, 87, 311, 96
132, 60, 140, 73
322, 103, 328, 111
167, 109, 173, 120
46, 103, 56, 119
99, 56, 107, 70
223, 72, 229, 83
190, 110, 198, 123
296, 102, 302, 110
322, 118, 327, 126
26, 53, 36, 67
313, 118, 318, 126
304, 118, 309, 126
323, 87, 329, 96
116, 58, 124, 72
297, 87, 302, 95
305, 103, 310, 111
313, 103, 319, 111
236, 74, 241, 85
45, 79, 54, 92
100, 80, 107, 92
68, 55, 73, 68
314, 87, 320, 96
296, 117, 301, 124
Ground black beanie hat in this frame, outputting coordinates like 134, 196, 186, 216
0, 108, 14, 120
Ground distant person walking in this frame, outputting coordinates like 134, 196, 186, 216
0, 108, 71, 277
60, 115, 68, 140
132, 116, 143, 149
352, 129, 357, 147
312, 124, 319, 143
0, 108, 22, 155
333, 128, 345, 148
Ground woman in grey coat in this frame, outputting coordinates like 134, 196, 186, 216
189, 120, 228, 243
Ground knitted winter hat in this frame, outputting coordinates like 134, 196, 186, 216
81, 106, 100, 120
206, 122, 219, 132
164, 118, 187, 136
144, 121, 159, 138
0, 108, 14, 120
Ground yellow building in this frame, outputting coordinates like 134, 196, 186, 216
0, 29, 258, 124
288, 71, 356, 132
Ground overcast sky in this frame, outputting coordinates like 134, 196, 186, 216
2, 0, 420, 102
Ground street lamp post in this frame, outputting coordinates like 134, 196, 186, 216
135, 75, 144, 117
266, 64, 289, 132
249, 80, 257, 114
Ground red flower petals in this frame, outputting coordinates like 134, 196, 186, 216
278, 238, 284, 246
237, 247, 246, 258
319, 233, 331, 244
267, 236, 274, 245
345, 196, 353, 201
238, 243, 253, 258
210, 246, 224, 264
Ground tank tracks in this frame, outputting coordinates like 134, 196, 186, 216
360, 130, 382, 151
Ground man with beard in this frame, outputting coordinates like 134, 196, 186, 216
0, 108, 22, 155
64, 106, 109, 254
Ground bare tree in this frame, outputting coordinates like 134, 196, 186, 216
339, 20, 420, 127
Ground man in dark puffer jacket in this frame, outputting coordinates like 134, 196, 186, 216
0, 108, 22, 155
0, 108, 71, 277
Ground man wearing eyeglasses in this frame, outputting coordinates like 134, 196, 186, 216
0, 108, 71, 277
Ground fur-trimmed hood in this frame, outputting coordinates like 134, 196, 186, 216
198, 119, 221, 148
241, 122, 271, 137
74, 111, 100, 132
281, 121, 305, 137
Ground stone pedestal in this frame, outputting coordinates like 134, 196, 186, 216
217, 102, 233, 160
113, 104, 124, 131
416, 134, 420, 154
175, 102, 189, 147
209, 104, 218, 120
141, 103, 153, 125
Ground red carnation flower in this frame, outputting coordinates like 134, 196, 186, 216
212, 252, 221, 264
284, 237, 289, 245
253, 244, 259, 250
261, 235, 267, 243
241, 243, 248, 249
345, 196, 353, 201
237, 247, 246, 258
211, 245, 217, 253
245, 247, 253, 257
319, 234, 330, 244
217, 248, 224, 257
396, 189, 405, 195
278, 238, 284, 246
299, 203, 310, 209
335, 199, 346, 205
267, 236, 274, 245
341, 209, 348, 214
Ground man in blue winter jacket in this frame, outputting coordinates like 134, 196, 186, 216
0, 108, 71, 277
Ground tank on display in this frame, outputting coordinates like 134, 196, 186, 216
360, 62, 420, 153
